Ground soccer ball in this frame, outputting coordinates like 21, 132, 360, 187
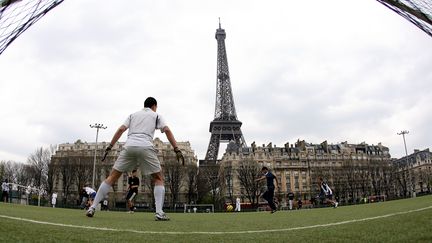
226, 205, 233, 212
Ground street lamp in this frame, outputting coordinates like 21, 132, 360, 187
397, 130, 409, 157
397, 130, 411, 197
90, 123, 107, 188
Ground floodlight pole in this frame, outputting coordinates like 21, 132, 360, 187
397, 130, 409, 157
90, 123, 107, 189
397, 130, 411, 197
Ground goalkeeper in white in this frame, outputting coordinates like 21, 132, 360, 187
86, 97, 184, 221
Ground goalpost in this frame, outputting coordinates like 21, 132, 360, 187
183, 204, 214, 213
4, 183, 44, 206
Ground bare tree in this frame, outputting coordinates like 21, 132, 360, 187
1, 161, 17, 183
358, 165, 371, 197
395, 164, 409, 198
46, 145, 58, 196
185, 164, 198, 204
27, 147, 54, 192
343, 159, 357, 202
75, 157, 93, 190
143, 174, 155, 209
60, 158, 77, 205
164, 160, 185, 207
382, 163, 396, 199
0, 161, 4, 180
369, 161, 382, 196
16, 163, 33, 187
220, 164, 234, 204
200, 164, 223, 209
236, 159, 262, 206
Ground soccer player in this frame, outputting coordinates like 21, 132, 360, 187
1, 179, 9, 203
234, 197, 241, 212
126, 169, 139, 213
287, 191, 294, 210
83, 186, 96, 207
51, 192, 58, 208
318, 177, 338, 208
102, 199, 109, 211
86, 97, 184, 221
256, 167, 278, 213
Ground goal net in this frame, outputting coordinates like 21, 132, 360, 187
377, 0, 432, 37
183, 204, 214, 213
0, 0, 64, 55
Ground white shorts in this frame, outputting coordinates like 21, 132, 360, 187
113, 146, 161, 175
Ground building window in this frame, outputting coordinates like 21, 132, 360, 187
286, 175, 291, 191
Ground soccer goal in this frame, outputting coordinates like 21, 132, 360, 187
183, 204, 214, 213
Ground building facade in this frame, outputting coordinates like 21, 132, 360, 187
218, 140, 393, 206
50, 138, 198, 209
393, 148, 432, 197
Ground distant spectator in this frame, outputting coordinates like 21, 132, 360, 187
287, 191, 294, 210
310, 196, 316, 208
235, 197, 241, 212
2, 179, 9, 203
297, 198, 303, 210
51, 192, 58, 208
102, 199, 109, 211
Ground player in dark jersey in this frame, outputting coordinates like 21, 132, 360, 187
126, 169, 140, 213
256, 167, 279, 213
318, 177, 338, 208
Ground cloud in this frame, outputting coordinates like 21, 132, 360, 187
0, 0, 431, 162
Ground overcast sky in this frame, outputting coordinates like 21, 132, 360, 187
0, 0, 431, 163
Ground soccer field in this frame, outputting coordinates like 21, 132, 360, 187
0, 196, 431, 243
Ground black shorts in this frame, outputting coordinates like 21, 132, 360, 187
326, 194, 333, 200
126, 190, 138, 201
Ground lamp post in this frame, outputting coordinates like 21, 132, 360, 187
90, 123, 107, 188
397, 130, 410, 197
397, 130, 409, 157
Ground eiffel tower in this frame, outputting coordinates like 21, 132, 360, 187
203, 20, 246, 164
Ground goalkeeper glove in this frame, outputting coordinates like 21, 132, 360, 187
102, 144, 113, 162
174, 147, 185, 166
105, 144, 113, 152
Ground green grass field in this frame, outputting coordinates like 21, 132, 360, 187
0, 196, 431, 243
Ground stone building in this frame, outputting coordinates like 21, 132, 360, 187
50, 138, 198, 209
393, 148, 432, 196
218, 140, 392, 206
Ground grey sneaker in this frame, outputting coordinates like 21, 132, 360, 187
155, 212, 170, 221
86, 207, 95, 217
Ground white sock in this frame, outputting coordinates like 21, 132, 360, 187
91, 181, 111, 209
154, 185, 165, 214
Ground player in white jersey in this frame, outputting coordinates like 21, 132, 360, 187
86, 97, 184, 221
51, 192, 58, 208
83, 186, 96, 207
234, 197, 241, 212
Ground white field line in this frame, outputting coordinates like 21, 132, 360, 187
0, 205, 431, 235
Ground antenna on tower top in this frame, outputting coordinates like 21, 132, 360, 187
218, 17, 221, 28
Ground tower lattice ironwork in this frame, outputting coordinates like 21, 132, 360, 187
204, 21, 246, 163
377, 0, 432, 37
